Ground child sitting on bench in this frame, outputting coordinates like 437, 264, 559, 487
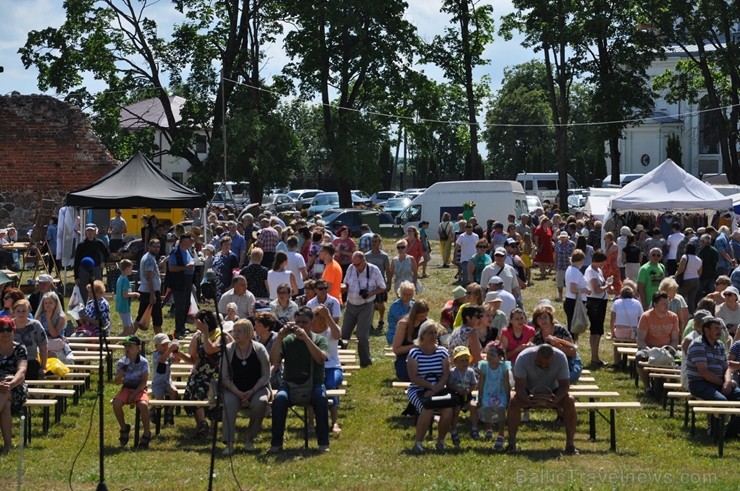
112, 335, 152, 449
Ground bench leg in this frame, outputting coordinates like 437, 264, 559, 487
24, 408, 31, 445
691, 409, 696, 436
107, 354, 113, 383
669, 398, 675, 418
134, 405, 141, 448
718, 415, 725, 458
42, 406, 50, 434
683, 401, 689, 428
303, 406, 309, 449
154, 407, 162, 436
609, 409, 616, 452
589, 409, 596, 441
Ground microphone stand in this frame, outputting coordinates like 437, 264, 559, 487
208, 280, 225, 491
84, 262, 108, 491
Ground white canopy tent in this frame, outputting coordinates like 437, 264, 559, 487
604, 159, 734, 240
608, 159, 732, 212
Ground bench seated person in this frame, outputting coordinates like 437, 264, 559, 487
508, 344, 578, 454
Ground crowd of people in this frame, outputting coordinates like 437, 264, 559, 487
4, 201, 740, 456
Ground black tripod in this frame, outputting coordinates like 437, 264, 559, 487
80, 257, 109, 491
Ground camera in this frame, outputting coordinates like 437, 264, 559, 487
287, 324, 297, 334
359, 288, 369, 299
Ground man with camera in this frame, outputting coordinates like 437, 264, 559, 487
269, 307, 330, 453
341, 251, 387, 368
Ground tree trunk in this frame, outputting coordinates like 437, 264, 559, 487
609, 136, 621, 185
459, 0, 482, 180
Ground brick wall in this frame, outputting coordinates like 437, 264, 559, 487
0, 94, 119, 232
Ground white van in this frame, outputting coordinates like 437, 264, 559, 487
516, 172, 578, 204
396, 181, 528, 240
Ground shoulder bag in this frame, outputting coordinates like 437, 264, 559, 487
571, 292, 589, 335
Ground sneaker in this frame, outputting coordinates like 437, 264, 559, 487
485, 429, 493, 440
411, 442, 426, 454
435, 440, 447, 451
470, 427, 480, 440
332, 423, 342, 434
505, 443, 518, 454
318, 445, 330, 453
564, 445, 580, 455
494, 435, 505, 450
522, 410, 530, 422
451, 431, 461, 448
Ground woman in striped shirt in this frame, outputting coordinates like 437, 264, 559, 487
406, 320, 452, 453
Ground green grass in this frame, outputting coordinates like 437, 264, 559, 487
1, 243, 737, 490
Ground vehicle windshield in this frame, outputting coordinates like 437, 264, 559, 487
386, 198, 410, 208
262, 196, 276, 205
313, 193, 339, 205
321, 211, 342, 222
287, 191, 301, 199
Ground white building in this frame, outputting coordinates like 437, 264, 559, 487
119, 96, 208, 183
615, 36, 737, 178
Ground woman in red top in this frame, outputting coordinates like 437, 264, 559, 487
332, 226, 356, 276
499, 308, 536, 365
533, 216, 554, 279
405, 226, 424, 269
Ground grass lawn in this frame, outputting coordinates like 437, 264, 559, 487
0, 241, 736, 490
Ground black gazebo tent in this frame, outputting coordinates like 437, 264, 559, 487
66, 152, 207, 208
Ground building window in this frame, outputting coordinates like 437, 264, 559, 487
195, 135, 207, 154
172, 172, 183, 184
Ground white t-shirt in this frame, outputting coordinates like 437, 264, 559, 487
564, 265, 587, 300
306, 295, 342, 320
267, 270, 294, 300
666, 232, 685, 260
611, 298, 643, 327
584, 265, 607, 300
286, 251, 307, 289
456, 233, 479, 262
481, 262, 518, 295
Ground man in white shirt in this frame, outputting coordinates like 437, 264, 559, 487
340, 252, 386, 367
665, 222, 685, 276
456, 222, 479, 285
218, 275, 256, 320
306, 279, 341, 322
285, 236, 308, 294
481, 248, 521, 299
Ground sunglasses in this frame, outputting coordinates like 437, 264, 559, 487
316, 287, 327, 291
651, 253, 662, 257
476, 245, 488, 249
0, 327, 13, 333
278, 290, 290, 294
3, 296, 11, 300
397, 246, 406, 249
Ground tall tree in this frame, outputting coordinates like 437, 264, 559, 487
281, 1, 416, 207
644, 0, 740, 183
425, 0, 495, 180
579, 1, 661, 185
502, 0, 585, 211
484, 60, 556, 179
20, 0, 283, 193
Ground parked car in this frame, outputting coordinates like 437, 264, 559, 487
261, 193, 296, 213
601, 173, 644, 188
370, 190, 403, 207
402, 188, 427, 194
526, 195, 543, 213
287, 189, 324, 210
565, 189, 589, 209
351, 190, 373, 207
307, 192, 371, 215
319, 208, 395, 236
382, 197, 412, 217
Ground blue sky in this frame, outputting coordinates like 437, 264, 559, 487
0, 0, 533, 101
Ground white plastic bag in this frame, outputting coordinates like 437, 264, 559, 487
68, 285, 83, 309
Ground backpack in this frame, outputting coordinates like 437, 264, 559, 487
164, 247, 185, 291
438, 222, 450, 241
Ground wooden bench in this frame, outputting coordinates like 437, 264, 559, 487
22, 399, 58, 444
574, 401, 642, 451
28, 388, 75, 420
26, 379, 86, 404
666, 391, 693, 424
691, 405, 740, 457
134, 400, 211, 447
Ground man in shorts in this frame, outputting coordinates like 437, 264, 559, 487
135, 239, 164, 334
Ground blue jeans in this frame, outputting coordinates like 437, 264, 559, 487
689, 379, 740, 402
460, 261, 469, 284
324, 367, 344, 407
569, 354, 583, 385
271, 383, 329, 447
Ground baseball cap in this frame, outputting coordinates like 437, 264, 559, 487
452, 345, 473, 362
558, 231, 569, 238
452, 286, 467, 300
723, 286, 739, 299
203, 244, 215, 252
85, 223, 97, 230
152, 333, 171, 346
488, 275, 504, 286
494, 247, 506, 257
36, 274, 54, 283
121, 335, 141, 346
505, 238, 518, 246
